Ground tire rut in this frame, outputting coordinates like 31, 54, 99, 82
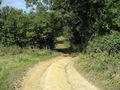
16, 55, 100, 90
16, 56, 64, 90
38, 57, 72, 90
66, 59, 100, 90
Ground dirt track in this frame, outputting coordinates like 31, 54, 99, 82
16, 55, 100, 90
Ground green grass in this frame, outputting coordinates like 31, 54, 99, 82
0, 45, 62, 90
74, 53, 116, 90
74, 31, 120, 90
56, 36, 66, 42
56, 36, 70, 49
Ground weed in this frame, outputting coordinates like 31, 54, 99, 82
74, 31, 120, 89
0, 46, 62, 90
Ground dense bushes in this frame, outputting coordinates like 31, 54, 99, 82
75, 31, 120, 89
34, 0, 120, 50
2, 0, 120, 50
86, 31, 120, 54
0, 6, 63, 49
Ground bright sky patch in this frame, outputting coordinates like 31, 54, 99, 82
1, 0, 30, 13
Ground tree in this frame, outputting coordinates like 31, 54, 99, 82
36, 0, 120, 49
29, 11, 63, 49
0, 0, 2, 5
1, 7, 31, 47
24, 0, 64, 49
44, 11, 63, 49
1, 0, 119, 50
25, 0, 48, 13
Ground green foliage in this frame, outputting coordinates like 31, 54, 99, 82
75, 53, 120, 89
0, 45, 62, 90
30, 0, 120, 50
86, 30, 120, 54
0, 6, 63, 49
24, 0, 120, 50
0, 7, 30, 47
1, 0, 120, 89
0, 0, 1, 5
25, 0, 48, 13
29, 11, 63, 49
75, 31, 120, 89
24, 0, 120, 89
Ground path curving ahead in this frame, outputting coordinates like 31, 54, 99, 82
16, 55, 100, 90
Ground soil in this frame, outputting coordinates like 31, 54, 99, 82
16, 55, 100, 90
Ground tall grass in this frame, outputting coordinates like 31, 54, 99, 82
0, 45, 62, 90
74, 31, 120, 90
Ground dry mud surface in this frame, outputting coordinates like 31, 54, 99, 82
16, 55, 100, 90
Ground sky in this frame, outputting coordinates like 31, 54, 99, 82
0, 0, 31, 13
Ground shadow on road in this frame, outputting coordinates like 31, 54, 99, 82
53, 47, 79, 57
54, 48, 74, 54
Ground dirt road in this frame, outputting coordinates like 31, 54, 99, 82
16, 55, 100, 90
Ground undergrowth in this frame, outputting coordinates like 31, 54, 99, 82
74, 30, 120, 90
0, 45, 62, 90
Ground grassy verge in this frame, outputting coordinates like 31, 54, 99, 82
0, 45, 62, 90
74, 31, 120, 90
74, 53, 116, 90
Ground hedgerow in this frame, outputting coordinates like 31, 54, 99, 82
75, 31, 120, 89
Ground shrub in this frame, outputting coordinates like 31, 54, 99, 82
86, 30, 120, 54
76, 31, 120, 89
